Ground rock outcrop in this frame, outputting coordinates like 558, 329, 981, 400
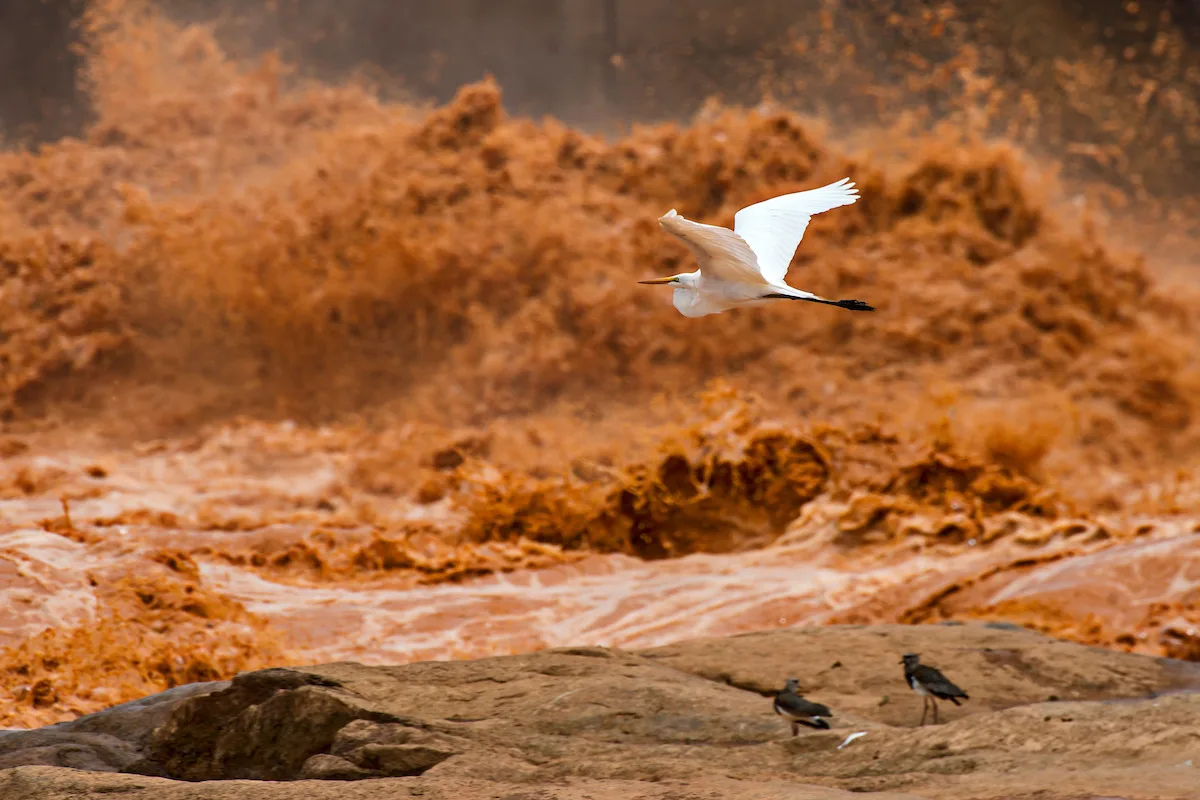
1, 623, 1198, 800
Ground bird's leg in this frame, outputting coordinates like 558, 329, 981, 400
761, 293, 875, 312
932, 698, 940, 725
919, 697, 929, 727
791, 721, 799, 737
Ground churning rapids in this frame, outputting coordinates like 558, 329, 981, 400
1, 0, 1198, 728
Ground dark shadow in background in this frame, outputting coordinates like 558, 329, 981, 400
0, 0, 86, 143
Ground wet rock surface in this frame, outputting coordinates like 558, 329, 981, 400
2, 623, 1198, 799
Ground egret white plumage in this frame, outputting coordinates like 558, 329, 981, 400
639, 177, 874, 318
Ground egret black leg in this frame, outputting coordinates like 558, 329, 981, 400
761, 293, 875, 312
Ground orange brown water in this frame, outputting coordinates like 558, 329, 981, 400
0, 0, 1198, 728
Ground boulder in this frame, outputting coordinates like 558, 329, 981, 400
0, 623, 1197, 800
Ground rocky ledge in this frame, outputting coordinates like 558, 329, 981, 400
2, 623, 1198, 800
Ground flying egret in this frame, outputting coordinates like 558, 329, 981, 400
639, 177, 874, 318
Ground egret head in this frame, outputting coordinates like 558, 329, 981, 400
638, 274, 681, 286
638, 272, 696, 287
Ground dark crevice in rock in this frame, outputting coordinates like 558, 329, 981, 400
546, 647, 618, 659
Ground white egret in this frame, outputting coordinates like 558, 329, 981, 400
639, 177, 874, 317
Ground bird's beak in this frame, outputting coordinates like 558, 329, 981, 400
638, 276, 679, 285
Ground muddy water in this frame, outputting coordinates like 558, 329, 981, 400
1, 1, 1199, 728
2, 415, 1196, 727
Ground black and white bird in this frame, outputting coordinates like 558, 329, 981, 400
773, 678, 833, 736
901, 653, 969, 726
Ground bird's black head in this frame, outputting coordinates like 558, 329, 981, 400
900, 653, 920, 667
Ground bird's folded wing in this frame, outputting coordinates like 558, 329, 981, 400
915, 666, 965, 696
658, 210, 768, 284
776, 693, 831, 718
732, 177, 859, 284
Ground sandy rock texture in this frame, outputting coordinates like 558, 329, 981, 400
1, 622, 1198, 800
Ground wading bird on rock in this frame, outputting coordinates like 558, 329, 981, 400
639, 177, 874, 317
773, 678, 833, 736
901, 653, 969, 726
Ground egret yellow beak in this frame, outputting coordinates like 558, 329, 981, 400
638, 276, 679, 285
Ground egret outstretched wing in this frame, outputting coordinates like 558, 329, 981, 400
732, 177, 859, 285
658, 210, 768, 285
